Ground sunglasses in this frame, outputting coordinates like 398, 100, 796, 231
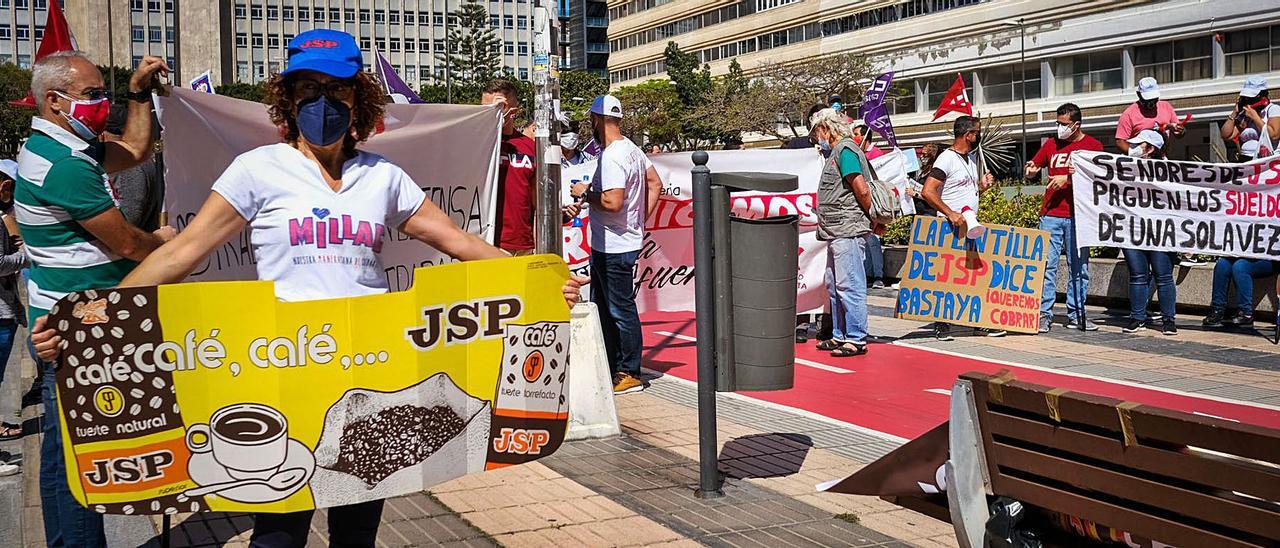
56, 88, 113, 101
291, 78, 355, 102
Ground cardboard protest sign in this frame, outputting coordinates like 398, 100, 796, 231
51, 255, 570, 515
1072, 151, 1280, 260
895, 217, 1049, 334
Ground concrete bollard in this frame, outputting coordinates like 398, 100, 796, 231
565, 302, 621, 440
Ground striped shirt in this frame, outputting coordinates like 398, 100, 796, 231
15, 117, 134, 321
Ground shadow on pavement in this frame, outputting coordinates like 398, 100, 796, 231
717, 432, 812, 480
139, 512, 254, 548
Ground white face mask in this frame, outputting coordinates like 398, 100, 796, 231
1127, 144, 1146, 157
1056, 122, 1076, 141
559, 133, 579, 151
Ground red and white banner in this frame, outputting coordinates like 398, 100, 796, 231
563, 147, 911, 313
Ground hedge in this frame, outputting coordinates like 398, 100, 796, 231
882, 184, 1044, 246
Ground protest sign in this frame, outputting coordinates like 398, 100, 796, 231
561, 148, 911, 314
1072, 151, 1280, 259
894, 216, 1049, 334
51, 255, 570, 514
157, 87, 501, 289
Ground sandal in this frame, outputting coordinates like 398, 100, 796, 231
0, 423, 21, 441
830, 344, 868, 357
815, 340, 839, 351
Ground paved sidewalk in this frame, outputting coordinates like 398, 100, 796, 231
9, 292, 1280, 547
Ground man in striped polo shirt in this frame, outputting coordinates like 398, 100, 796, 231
21, 51, 174, 548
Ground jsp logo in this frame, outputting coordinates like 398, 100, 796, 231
83, 450, 175, 487
492, 428, 550, 455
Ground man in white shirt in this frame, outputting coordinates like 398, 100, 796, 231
570, 95, 663, 394
921, 115, 1002, 340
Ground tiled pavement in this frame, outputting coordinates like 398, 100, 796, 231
11, 292, 1280, 547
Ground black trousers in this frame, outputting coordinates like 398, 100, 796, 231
249, 500, 384, 548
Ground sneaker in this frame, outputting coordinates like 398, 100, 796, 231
890, 282, 901, 290
612, 373, 646, 395
1123, 319, 1147, 333
0, 463, 17, 477
977, 327, 1007, 337
1066, 316, 1099, 331
1179, 255, 1207, 267
933, 323, 954, 342
1227, 312, 1254, 328
1202, 310, 1225, 328
1161, 319, 1178, 336
1038, 315, 1052, 334
871, 279, 886, 289
1148, 311, 1163, 323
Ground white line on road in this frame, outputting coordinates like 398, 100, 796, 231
924, 388, 952, 396
653, 331, 855, 374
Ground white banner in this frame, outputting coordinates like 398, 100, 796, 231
563, 147, 910, 313
157, 87, 502, 290
1072, 151, 1280, 260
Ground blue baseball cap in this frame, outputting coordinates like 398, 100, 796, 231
282, 29, 362, 78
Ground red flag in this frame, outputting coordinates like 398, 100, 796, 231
10, 0, 79, 108
930, 74, 972, 121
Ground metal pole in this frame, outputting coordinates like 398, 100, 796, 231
691, 151, 722, 499
445, 0, 452, 103
1018, 19, 1026, 168
533, 1, 562, 255
107, 1, 116, 93
160, 513, 171, 548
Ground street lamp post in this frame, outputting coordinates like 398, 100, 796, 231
1018, 18, 1027, 168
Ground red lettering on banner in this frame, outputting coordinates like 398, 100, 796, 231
646, 193, 820, 231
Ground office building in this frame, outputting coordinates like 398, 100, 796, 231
564, 0, 608, 77
606, 0, 1280, 157
4, 0, 538, 90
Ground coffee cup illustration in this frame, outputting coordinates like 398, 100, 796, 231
186, 403, 290, 480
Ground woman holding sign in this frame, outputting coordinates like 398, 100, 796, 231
1120, 130, 1178, 336
31, 29, 585, 548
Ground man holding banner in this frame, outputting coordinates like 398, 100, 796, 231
920, 116, 1003, 340
1025, 103, 1102, 333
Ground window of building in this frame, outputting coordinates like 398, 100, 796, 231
517, 16, 527, 30
420, 38, 431, 51
980, 63, 1040, 104
888, 81, 916, 115
406, 41, 417, 52
435, 14, 445, 26
250, 5, 262, 18
360, 9, 371, 22
360, 37, 371, 49
166, 27, 175, 42
756, 0, 795, 12
33, 0, 46, 8
283, 7, 293, 19
314, 8, 326, 21
16, 54, 30, 69
505, 41, 514, 54
1054, 50, 1122, 95
168, 57, 176, 70
419, 13, 431, 25
15, 27, 29, 40
1224, 25, 1279, 76
298, 7, 309, 20
390, 41, 401, 52
252, 35, 264, 47
504, 15, 513, 29
390, 12, 401, 24
519, 68, 529, 80
132, 25, 145, 41
405, 66, 417, 82
237, 61, 250, 82
345, 8, 355, 21
284, 33, 294, 44
375, 11, 386, 23
0, 28, 9, 39
329, 8, 340, 21
236, 33, 248, 46
925, 73, 970, 110
267, 6, 278, 19
147, 0, 160, 10
490, 15, 499, 28
518, 43, 528, 55
149, 27, 162, 41
1134, 36, 1212, 83
133, 0, 145, 12
34, 26, 43, 40
435, 66, 446, 79
268, 35, 280, 48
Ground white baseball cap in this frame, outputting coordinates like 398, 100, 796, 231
1127, 129, 1165, 149
1240, 75, 1267, 98
1137, 77, 1160, 101
589, 95, 623, 119
0, 159, 16, 181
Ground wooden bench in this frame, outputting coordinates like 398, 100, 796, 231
944, 371, 1280, 547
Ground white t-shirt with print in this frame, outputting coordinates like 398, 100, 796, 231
212, 143, 427, 302
590, 137, 651, 253
932, 148, 980, 214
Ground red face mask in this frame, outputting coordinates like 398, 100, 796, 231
54, 91, 111, 141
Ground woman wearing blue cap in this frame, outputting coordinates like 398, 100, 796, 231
30, 28, 585, 547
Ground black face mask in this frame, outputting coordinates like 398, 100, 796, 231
1138, 98, 1158, 110
971, 132, 983, 146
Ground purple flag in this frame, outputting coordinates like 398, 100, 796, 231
859, 71, 898, 149
374, 47, 424, 104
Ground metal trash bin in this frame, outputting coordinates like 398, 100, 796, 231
729, 214, 799, 391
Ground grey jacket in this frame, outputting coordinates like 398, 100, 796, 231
816, 138, 873, 241
0, 212, 27, 324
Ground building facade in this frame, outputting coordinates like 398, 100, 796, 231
606, 0, 1280, 158
5, 0, 538, 90
564, 0, 609, 77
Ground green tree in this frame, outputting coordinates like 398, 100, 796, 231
662, 42, 710, 109
437, 0, 503, 91
559, 70, 608, 121
0, 63, 32, 156
612, 79, 683, 150
98, 65, 135, 104
215, 81, 267, 102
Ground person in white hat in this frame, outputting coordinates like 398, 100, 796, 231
568, 95, 663, 394
1220, 75, 1279, 159
1115, 76, 1184, 154
1117, 130, 1181, 336
1125, 129, 1165, 159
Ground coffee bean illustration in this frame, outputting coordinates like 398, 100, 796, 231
559, 372, 566, 383
172, 403, 180, 414
506, 373, 516, 384
68, 409, 77, 419
66, 293, 79, 302
94, 505, 106, 514
550, 359, 558, 370
86, 290, 98, 299
150, 396, 162, 409
130, 372, 144, 384
509, 336, 518, 345
555, 342, 563, 353
559, 395, 566, 405
164, 507, 177, 515
65, 377, 75, 389
82, 412, 93, 422
176, 494, 189, 504
140, 319, 153, 332
122, 505, 134, 515
150, 501, 160, 512
101, 343, 114, 355
91, 326, 104, 339
111, 327, 125, 339
67, 355, 79, 367
189, 501, 200, 512
74, 330, 85, 343
130, 388, 144, 399
123, 343, 136, 355
57, 319, 69, 331
108, 291, 121, 304
77, 395, 87, 406
116, 310, 130, 321
129, 403, 142, 416
152, 377, 166, 390
83, 347, 96, 360
543, 376, 552, 386
133, 294, 148, 307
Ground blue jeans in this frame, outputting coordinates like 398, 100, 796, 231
0, 319, 16, 384
590, 250, 642, 377
1211, 258, 1280, 315
35, 340, 106, 548
825, 235, 869, 345
1123, 249, 1176, 321
1038, 216, 1090, 318
863, 233, 884, 281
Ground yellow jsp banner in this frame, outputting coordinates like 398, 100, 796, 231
895, 217, 1049, 334
51, 255, 571, 515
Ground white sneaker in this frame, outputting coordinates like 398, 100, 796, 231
0, 463, 19, 476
